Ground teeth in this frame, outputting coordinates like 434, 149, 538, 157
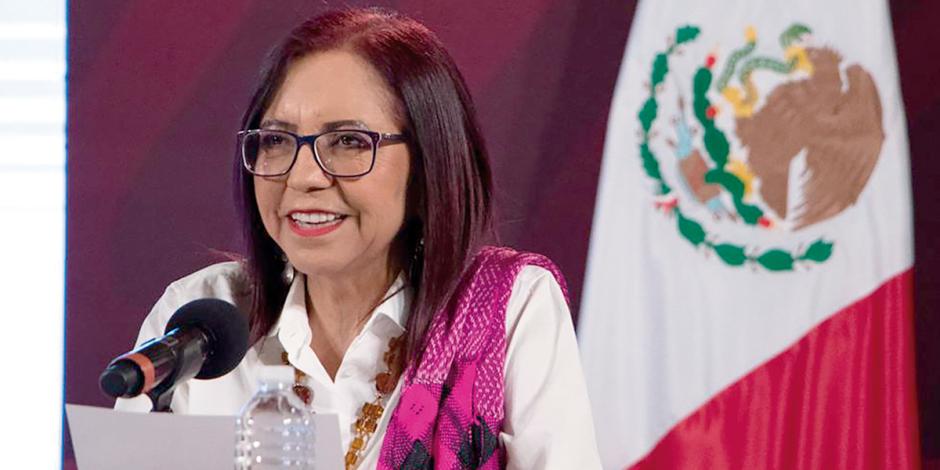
291, 212, 342, 224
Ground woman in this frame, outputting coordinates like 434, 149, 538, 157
116, 8, 600, 469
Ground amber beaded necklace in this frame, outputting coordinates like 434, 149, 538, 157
282, 334, 403, 469
282, 283, 407, 469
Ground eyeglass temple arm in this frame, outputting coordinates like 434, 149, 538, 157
379, 133, 407, 143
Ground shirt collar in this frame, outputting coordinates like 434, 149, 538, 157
370, 274, 411, 334
266, 271, 305, 338
267, 270, 412, 341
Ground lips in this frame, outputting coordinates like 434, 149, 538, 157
286, 210, 347, 237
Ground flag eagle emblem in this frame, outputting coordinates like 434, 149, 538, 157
638, 24, 884, 271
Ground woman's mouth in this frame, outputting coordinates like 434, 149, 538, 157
287, 211, 347, 237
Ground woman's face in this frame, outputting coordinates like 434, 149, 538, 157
254, 50, 411, 279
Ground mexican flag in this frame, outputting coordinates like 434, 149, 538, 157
577, 0, 920, 468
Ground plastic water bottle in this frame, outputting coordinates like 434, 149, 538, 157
235, 365, 315, 469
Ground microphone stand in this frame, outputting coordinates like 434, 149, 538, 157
146, 381, 175, 413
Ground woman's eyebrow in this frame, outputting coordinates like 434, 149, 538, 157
259, 118, 296, 131
258, 118, 369, 132
321, 119, 368, 131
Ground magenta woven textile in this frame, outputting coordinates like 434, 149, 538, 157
377, 246, 568, 469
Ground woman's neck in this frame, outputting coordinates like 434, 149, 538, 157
304, 257, 399, 380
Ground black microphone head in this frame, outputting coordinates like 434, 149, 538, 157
165, 298, 249, 380
99, 362, 143, 398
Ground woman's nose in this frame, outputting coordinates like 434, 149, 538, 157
286, 143, 333, 190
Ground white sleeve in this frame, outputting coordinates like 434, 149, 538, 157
501, 265, 602, 469
112, 283, 191, 413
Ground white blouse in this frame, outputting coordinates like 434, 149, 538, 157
115, 261, 601, 469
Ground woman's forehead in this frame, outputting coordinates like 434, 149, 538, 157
263, 50, 401, 131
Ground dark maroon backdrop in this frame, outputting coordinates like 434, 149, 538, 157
65, 0, 938, 466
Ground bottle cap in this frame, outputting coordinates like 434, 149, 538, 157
258, 365, 295, 387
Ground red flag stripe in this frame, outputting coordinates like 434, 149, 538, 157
629, 269, 920, 469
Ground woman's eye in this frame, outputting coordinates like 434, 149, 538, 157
335, 133, 368, 149
260, 134, 286, 148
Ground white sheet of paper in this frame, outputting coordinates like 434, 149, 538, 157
65, 404, 344, 470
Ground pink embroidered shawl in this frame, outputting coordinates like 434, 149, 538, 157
378, 246, 568, 469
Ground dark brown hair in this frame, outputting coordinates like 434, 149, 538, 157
235, 8, 493, 363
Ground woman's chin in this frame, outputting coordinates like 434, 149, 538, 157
287, 247, 397, 283
288, 255, 348, 279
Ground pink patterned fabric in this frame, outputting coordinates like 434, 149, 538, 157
378, 246, 568, 469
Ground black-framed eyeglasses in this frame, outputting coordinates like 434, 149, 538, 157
237, 128, 407, 178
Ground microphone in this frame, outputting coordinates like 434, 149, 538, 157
99, 298, 250, 408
